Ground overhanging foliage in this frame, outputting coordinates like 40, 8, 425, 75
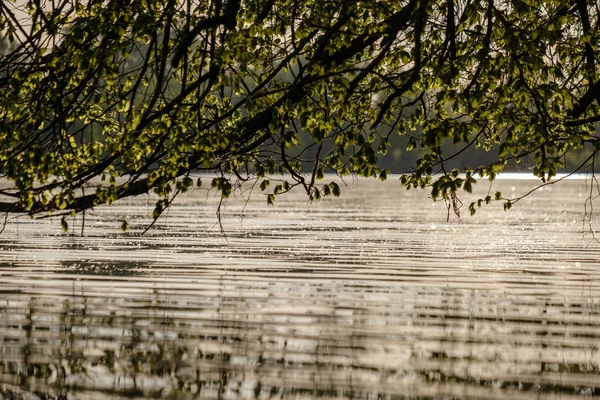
1, 0, 599, 228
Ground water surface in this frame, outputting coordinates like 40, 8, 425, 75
1, 178, 599, 399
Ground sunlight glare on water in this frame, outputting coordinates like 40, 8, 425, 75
0, 177, 600, 399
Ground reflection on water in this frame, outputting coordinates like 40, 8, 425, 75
1, 178, 600, 399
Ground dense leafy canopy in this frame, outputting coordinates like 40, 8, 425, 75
1, 0, 600, 227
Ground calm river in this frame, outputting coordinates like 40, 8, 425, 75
1, 177, 599, 399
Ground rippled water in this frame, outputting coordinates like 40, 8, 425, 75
1, 177, 600, 399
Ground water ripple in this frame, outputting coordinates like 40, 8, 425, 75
0, 178, 599, 399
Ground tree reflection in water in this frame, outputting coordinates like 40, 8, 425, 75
1, 281, 375, 399
2, 279, 600, 399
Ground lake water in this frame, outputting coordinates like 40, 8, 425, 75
1, 177, 600, 399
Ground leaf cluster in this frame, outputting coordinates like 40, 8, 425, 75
0, 0, 599, 228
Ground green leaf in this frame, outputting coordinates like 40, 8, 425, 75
463, 181, 472, 193
379, 169, 388, 181
330, 182, 341, 197
469, 202, 476, 215
61, 217, 68, 233
260, 179, 270, 191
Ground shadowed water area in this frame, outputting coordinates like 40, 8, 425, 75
1, 177, 600, 399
